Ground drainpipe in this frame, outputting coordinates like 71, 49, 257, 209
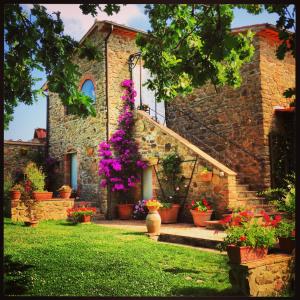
104, 23, 114, 220
45, 91, 49, 159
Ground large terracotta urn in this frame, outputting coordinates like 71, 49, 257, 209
146, 207, 161, 235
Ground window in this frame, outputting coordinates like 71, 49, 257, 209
81, 79, 96, 103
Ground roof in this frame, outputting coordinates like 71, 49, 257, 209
34, 128, 47, 139
41, 21, 285, 90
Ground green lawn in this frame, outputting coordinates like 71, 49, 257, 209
4, 218, 236, 296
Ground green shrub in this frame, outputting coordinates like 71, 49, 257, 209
4, 175, 13, 217
24, 162, 46, 191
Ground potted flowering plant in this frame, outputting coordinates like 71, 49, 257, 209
189, 198, 213, 227
145, 199, 162, 235
275, 220, 295, 253
159, 202, 181, 224
98, 79, 147, 220
67, 207, 97, 223
25, 162, 53, 200
57, 185, 72, 199
218, 210, 277, 264
199, 166, 213, 182
133, 200, 149, 220
10, 184, 24, 201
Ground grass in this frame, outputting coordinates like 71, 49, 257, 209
4, 218, 236, 296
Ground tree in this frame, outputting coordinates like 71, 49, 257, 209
4, 4, 295, 129
4, 4, 120, 129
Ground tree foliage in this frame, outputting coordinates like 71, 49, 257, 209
4, 4, 115, 129
4, 4, 295, 130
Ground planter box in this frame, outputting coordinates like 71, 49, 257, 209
33, 191, 53, 201
226, 245, 268, 264
159, 204, 180, 224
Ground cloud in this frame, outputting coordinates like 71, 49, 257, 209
24, 4, 146, 41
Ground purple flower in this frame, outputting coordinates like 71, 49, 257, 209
112, 160, 122, 171
100, 179, 107, 188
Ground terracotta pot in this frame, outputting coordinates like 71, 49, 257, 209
24, 220, 39, 227
117, 204, 134, 220
278, 237, 295, 254
81, 215, 91, 223
146, 210, 161, 235
226, 245, 268, 264
10, 190, 21, 201
32, 191, 53, 201
59, 191, 71, 199
200, 172, 213, 182
159, 204, 180, 224
190, 209, 213, 227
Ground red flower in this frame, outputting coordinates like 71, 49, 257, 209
291, 230, 295, 237
240, 236, 247, 241
202, 199, 208, 206
220, 215, 232, 224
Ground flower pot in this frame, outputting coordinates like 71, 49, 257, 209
146, 210, 161, 235
33, 191, 53, 201
226, 245, 268, 264
10, 190, 21, 201
59, 191, 71, 199
24, 220, 39, 227
159, 204, 180, 224
81, 215, 91, 223
117, 204, 134, 220
200, 172, 213, 182
190, 209, 213, 227
278, 237, 295, 254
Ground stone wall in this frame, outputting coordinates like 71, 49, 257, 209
11, 199, 74, 222
259, 35, 295, 187
166, 32, 295, 190
134, 110, 238, 220
229, 254, 295, 296
48, 25, 107, 203
4, 141, 45, 178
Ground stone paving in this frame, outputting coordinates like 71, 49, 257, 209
94, 219, 226, 244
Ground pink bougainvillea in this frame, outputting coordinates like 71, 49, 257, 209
98, 79, 147, 195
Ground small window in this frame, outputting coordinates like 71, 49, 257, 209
81, 79, 96, 102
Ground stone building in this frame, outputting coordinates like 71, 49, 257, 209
46, 21, 295, 220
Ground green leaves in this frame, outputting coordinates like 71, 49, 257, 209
4, 4, 105, 129
136, 4, 255, 102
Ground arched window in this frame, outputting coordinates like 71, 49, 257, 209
81, 79, 96, 102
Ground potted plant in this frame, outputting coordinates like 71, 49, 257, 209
10, 184, 24, 201
25, 162, 53, 200
67, 207, 97, 224
133, 200, 149, 220
218, 210, 277, 264
199, 166, 213, 182
137, 103, 149, 112
57, 185, 72, 199
275, 220, 295, 253
158, 202, 181, 224
98, 79, 147, 220
145, 199, 162, 235
189, 198, 213, 227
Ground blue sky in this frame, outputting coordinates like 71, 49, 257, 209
4, 4, 287, 141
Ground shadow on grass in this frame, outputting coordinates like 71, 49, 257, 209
4, 255, 34, 295
163, 267, 200, 274
171, 286, 239, 296
120, 231, 146, 236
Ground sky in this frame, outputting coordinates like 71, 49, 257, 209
4, 4, 286, 141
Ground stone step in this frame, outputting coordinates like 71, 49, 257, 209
204, 220, 225, 230
237, 190, 259, 198
236, 184, 250, 192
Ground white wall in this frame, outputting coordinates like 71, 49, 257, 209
132, 62, 165, 124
